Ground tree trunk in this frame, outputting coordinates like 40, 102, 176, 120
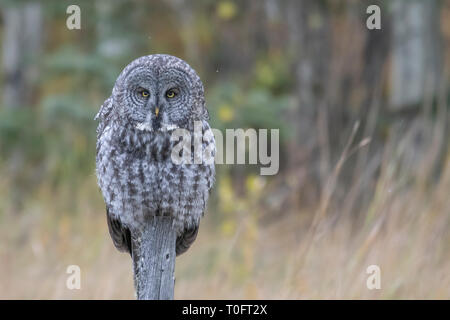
286, 0, 331, 189
390, 0, 442, 110
2, 3, 42, 108
131, 216, 176, 300
168, 0, 200, 65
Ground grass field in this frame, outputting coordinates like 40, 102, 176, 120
0, 116, 449, 299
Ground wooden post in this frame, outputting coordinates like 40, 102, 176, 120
131, 216, 176, 300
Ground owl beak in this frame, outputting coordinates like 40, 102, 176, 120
155, 107, 159, 117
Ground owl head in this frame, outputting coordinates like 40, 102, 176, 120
112, 54, 207, 131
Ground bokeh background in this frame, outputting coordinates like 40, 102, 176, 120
0, 0, 449, 299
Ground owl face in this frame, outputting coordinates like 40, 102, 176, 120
114, 55, 205, 131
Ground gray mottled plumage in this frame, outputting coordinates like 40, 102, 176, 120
95, 54, 215, 259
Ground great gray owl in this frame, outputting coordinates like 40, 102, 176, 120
95, 54, 215, 263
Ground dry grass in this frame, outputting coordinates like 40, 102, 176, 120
0, 116, 449, 299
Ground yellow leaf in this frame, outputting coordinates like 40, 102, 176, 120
218, 176, 235, 213
217, 1, 237, 21
218, 104, 234, 122
256, 63, 276, 87
221, 219, 236, 236
246, 175, 265, 195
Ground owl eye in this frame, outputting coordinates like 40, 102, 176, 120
165, 88, 178, 99
137, 88, 150, 98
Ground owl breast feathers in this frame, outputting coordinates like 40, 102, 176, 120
95, 54, 215, 255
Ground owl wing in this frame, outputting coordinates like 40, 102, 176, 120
176, 225, 199, 256
95, 97, 114, 138
106, 208, 132, 255
94, 97, 113, 121
108, 206, 198, 256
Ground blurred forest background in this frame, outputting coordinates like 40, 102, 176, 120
0, 0, 449, 299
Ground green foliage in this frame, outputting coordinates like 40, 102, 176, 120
208, 81, 291, 143
43, 45, 119, 98
0, 108, 46, 161
0, 99, 96, 188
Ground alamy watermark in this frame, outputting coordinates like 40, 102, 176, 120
67, 4, 382, 31
66, 5, 81, 30
66, 265, 81, 290
366, 4, 381, 30
136, 121, 280, 176
366, 265, 381, 290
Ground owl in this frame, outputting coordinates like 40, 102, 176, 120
95, 54, 215, 261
